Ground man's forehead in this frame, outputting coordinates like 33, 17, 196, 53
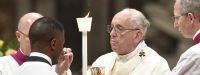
117, 11, 131, 16
174, 0, 181, 15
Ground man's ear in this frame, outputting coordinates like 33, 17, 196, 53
16, 31, 21, 42
188, 13, 195, 24
51, 38, 57, 51
134, 30, 143, 42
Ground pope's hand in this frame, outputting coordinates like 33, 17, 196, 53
56, 48, 73, 75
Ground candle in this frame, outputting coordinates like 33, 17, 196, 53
76, 12, 92, 75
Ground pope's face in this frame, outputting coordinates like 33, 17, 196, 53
110, 12, 139, 55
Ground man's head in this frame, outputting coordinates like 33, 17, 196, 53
173, 0, 200, 38
29, 17, 65, 65
108, 8, 150, 55
16, 12, 43, 56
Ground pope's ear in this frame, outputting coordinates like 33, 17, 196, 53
134, 30, 143, 42
51, 38, 57, 51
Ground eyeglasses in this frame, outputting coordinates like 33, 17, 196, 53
18, 31, 28, 37
107, 25, 140, 33
172, 13, 187, 21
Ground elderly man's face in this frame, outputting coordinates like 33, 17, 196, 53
110, 12, 139, 55
173, 0, 192, 38
18, 28, 31, 56
16, 13, 43, 56
16, 22, 32, 56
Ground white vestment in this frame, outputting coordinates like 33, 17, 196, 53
88, 41, 170, 75
0, 50, 72, 75
15, 52, 58, 75
0, 56, 19, 75
169, 30, 200, 75
169, 43, 200, 75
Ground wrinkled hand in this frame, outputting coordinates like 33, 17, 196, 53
56, 48, 73, 75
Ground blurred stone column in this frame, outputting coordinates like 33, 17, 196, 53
35, 0, 56, 17
87, 0, 110, 65
113, 0, 128, 13
16, 0, 55, 25
16, 0, 31, 28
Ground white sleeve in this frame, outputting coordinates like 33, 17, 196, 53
0, 68, 2, 75
66, 69, 72, 75
0, 57, 3, 75
170, 49, 200, 75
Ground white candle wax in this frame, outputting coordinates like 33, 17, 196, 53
76, 17, 92, 32
82, 31, 87, 75
76, 17, 92, 75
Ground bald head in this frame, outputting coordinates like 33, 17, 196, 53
18, 12, 43, 34
16, 12, 43, 56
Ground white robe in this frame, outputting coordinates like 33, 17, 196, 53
0, 52, 72, 75
0, 56, 19, 75
88, 47, 170, 75
15, 52, 57, 75
169, 43, 200, 75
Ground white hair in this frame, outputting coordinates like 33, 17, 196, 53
121, 8, 150, 36
180, 0, 200, 21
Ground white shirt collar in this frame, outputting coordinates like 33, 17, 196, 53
29, 52, 52, 65
193, 29, 200, 40
116, 40, 147, 60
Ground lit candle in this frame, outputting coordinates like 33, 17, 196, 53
76, 12, 92, 75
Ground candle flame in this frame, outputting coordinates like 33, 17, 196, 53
85, 11, 90, 18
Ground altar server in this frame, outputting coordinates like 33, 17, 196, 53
0, 13, 72, 75
15, 17, 72, 75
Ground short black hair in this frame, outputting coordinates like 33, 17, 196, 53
29, 17, 64, 50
